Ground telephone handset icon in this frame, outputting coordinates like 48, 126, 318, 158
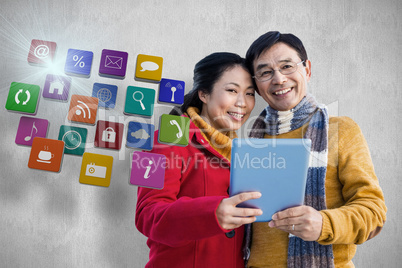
170, 120, 183, 139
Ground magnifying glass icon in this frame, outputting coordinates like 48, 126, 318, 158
133, 91, 145, 110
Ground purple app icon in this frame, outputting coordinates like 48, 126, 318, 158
130, 151, 166, 189
43, 74, 71, 101
15, 116, 49, 146
99, 49, 128, 79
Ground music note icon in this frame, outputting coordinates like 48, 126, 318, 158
15, 116, 49, 146
24, 122, 38, 141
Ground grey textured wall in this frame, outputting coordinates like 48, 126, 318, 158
0, 0, 400, 267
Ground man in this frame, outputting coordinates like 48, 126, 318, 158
244, 31, 386, 267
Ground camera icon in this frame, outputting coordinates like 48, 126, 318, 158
85, 163, 107, 178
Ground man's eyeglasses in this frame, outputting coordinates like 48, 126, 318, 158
253, 60, 305, 82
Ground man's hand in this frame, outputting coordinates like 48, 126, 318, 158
216, 192, 263, 230
268, 205, 323, 241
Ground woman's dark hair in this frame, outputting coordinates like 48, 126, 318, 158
245, 31, 308, 91
170, 52, 249, 115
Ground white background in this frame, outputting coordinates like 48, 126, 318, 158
0, 0, 400, 267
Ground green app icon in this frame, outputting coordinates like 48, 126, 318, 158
58, 125, 88, 156
124, 86, 155, 117
158, 114, 190, 146
5, 82, 40, 114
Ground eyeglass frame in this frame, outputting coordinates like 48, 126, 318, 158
252, 60, 305, 82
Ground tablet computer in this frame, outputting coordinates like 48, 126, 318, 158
229, 138, 311, 222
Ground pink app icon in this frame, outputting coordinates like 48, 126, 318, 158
27, 39, 57, 65
15, 116, 49, 146
130, 151, 166, 189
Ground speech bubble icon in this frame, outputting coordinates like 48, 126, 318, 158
140, 61, 159, 72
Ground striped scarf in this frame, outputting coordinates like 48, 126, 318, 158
246, 94, 334, 268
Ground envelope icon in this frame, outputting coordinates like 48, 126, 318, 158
105, 55, 123, 69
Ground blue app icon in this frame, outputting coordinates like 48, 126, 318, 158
92, 83, 118, 109
126, 122, 154, 150
65, 49, 94, 77
158, 78, 185, 105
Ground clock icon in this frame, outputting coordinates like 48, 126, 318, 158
62, 130, 82, 150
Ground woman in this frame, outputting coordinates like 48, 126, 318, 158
135, 52, 262, 268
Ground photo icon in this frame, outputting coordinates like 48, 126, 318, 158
79, 152, 113, 187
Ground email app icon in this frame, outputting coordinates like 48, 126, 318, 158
99, 49, 128, 79
105, 56, 123, 69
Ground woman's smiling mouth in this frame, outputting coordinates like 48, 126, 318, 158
227, 112, 245, 121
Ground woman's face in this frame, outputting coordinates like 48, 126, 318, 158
199, 65, 255, 132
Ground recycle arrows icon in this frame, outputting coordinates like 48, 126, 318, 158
15, 89, 31, 105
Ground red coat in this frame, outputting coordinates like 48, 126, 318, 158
135, 119, 245, 268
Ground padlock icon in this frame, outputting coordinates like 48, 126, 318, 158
102, 127, 116, 143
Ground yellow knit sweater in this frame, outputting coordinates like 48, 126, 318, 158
248, 116, 386, 268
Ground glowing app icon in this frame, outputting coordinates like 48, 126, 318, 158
158, 114, 190, 146
126, 122, 154, 150
28, 137, 65, 172
130, 151, 166, 189
94, 120, 124, 150
68, 95, 99, 125
99, 49, 128, 78
64, 49, 94, 78
135, 54, 163, 82
27, 39, 57, 65
58, 125, 87, 156
124, 86, 155, 117
5, 82, 40, 114
159, 78, 185, 105
79, 152, 113, 187
15, 116, 49, 146
43, 74, 71, 101
92, 83, 117, 109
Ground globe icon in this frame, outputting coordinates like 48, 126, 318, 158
97, 88, 112, 103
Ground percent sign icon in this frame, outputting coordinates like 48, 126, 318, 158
73, 55, 85, 68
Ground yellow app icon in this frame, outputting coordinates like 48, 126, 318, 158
79, 152, 113, 187
135, 54, 163, 82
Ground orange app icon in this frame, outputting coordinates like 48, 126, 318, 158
28, 137, 65, 172
68, 95, 99, 125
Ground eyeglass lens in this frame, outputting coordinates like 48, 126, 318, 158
255, 61, 302, 81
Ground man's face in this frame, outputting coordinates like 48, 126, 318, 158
253, 42, 311, 111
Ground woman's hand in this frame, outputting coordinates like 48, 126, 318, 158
268, 205, 323, 241
216, 192, 263, 230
